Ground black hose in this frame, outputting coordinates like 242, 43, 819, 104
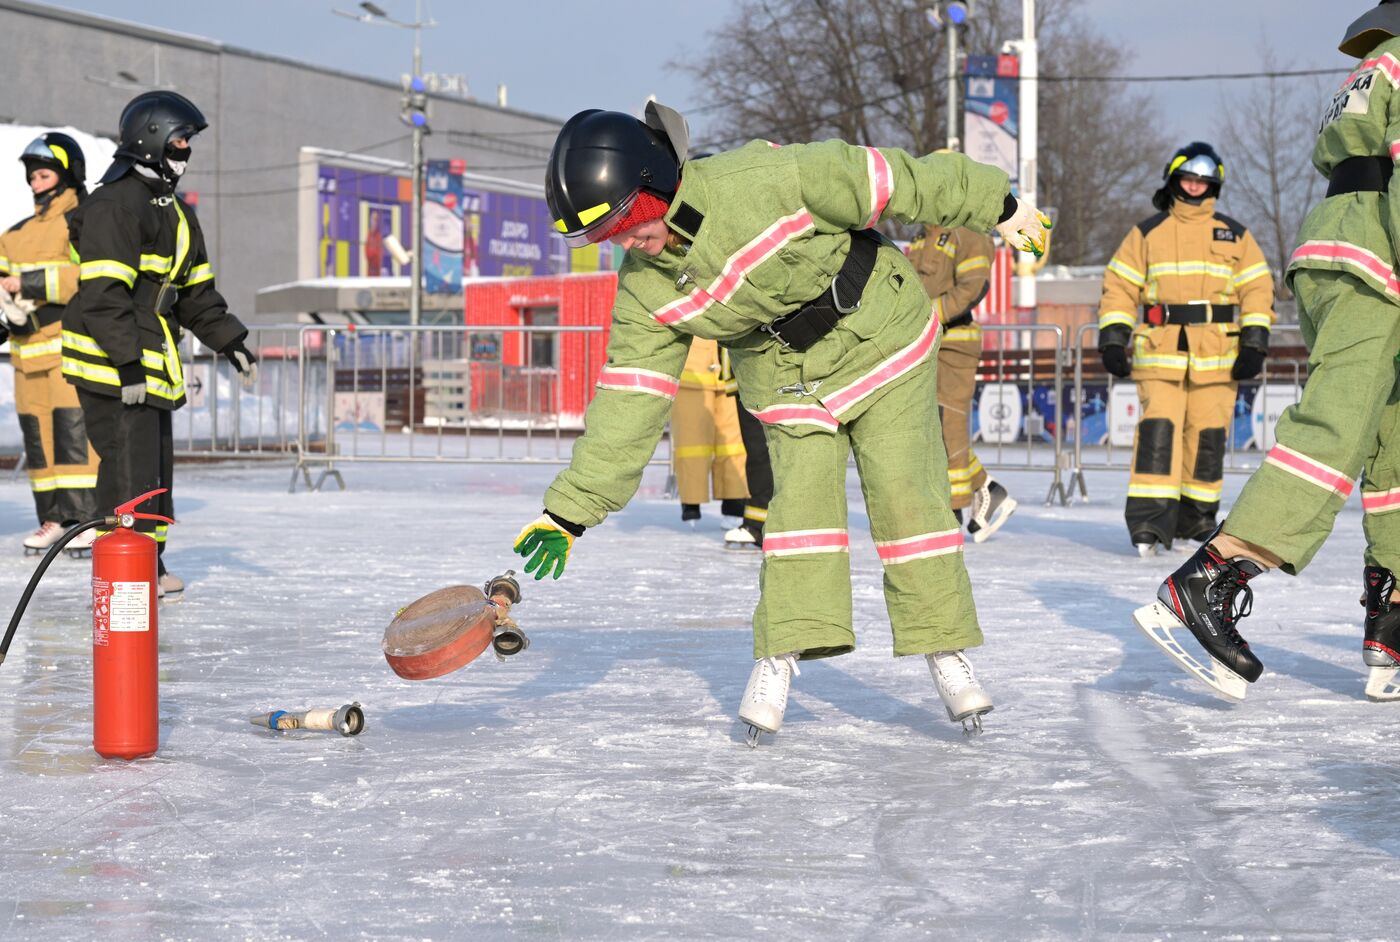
0, 516, 110, 666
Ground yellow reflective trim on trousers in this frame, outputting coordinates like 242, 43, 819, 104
956, 255, 990, 274
1231, 263, 1270, 287
1107, 258, 1145, 286
944, 326, 980, 341
79, 259, 137, 287
675, 445, 716, 458
1145, 260, 1234, 281
1240, 312, 1272, 329
29, 473, 97, 492
140, 253, 174, 275
949, 465, 979, 482
968, 455, 984, 475
744, 506, 768, 522
14, 336, 63, 359
1133, 353, 1189, 369
1128, 483, 1181, 499
0, 254, 9, 274
1099, 310, 1137, 329
183, 263, 213, 287
715, 442, 746, 457
950, 481, 973, 497
1181, 482, 1223, 501
680, 370, 720, 386
1190, 352, 1237, 371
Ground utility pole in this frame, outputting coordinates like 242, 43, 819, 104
1004, 0, 1038, 308
946, 21, 960, 151
410, 0, 424, 329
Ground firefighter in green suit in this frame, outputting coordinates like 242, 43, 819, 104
512, 103, 1050, 740
1133, 2, 1400, 703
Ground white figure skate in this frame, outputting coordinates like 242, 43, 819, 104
738, 653, 799, 747
927, 650, 994, 733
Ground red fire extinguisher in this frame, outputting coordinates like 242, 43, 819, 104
1, 487, 173, 760
91, 489, 174, 759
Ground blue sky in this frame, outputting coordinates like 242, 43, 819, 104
52, 0, 1349, 143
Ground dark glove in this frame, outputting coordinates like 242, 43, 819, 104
1101, 344, 1131, 379
221, 338, 258, 387
118, 361, 146, 405
1232, 345, 1266, 381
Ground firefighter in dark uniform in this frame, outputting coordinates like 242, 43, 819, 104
62, 91, 257, 596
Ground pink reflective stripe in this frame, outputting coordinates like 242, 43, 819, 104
874, 529, 963, 564
1289, 241, 1400, 298
763, 528, 849, 556
653, 210, 816, 326
1264, 444, 1354, 498
752, 403, 839, 430
1352, 53, 1400, 88
595, 368, 679, 399
764, 140, 781, 149
1391, 141, 1400, 162
863, 147, 893, 229
823, 314, 940, 418
1363, 488, 1400, 514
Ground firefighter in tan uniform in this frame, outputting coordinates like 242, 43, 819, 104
672, 337, 748, 524
1097, 142, 1274, 555
910, 224, 1017, 541
0, 133, 99, 555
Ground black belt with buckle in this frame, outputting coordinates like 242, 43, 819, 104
759, 228, 881, 352
1327, 155, 1392, 197
1142, 302, 1237, 326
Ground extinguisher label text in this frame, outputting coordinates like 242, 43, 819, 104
92, 577, 110, 647
109, 582, 151, 632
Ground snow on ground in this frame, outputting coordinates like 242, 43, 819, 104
0, 458, 1398, 941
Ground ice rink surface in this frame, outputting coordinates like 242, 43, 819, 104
1, 458, 1398, 941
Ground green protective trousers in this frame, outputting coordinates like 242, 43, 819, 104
1224, 268, 1400, 574
752, 358, 983, 659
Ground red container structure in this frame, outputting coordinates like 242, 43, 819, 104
463, 272, 617, 424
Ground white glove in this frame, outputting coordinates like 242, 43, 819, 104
995, 198, 1052, 258
0, 287, 32, 327
121, 382, 147, 405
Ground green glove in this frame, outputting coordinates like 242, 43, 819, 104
513, 513, 578, 580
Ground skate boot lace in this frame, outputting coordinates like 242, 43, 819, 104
30, 521, 60, 538
1205, 565, 1254, 644
754, 654, 800, 699
933, 651, 975, 693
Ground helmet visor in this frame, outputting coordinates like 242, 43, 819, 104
553, 189, 639, 249
21, 137, 68, 169
1171, 153, 1221, 182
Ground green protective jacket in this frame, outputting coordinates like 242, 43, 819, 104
1289, 36, 1400, 293
544, 139, 1010, 529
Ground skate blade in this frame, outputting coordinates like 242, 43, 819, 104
66, 549, 92, 560
744, 724, 763, 748
957, 709, 991, 736
1132, 602, 1249, 701
1365, 666, 1400, 702
971, 499, 1018, 544
724, 541, 760, 551
1135, 543, 1158, 559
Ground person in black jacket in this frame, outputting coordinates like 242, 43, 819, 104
62, 91, 256, 597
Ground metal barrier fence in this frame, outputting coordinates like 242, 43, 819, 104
289, 324, 615, 492
3, 318, 1306, 508
1064, 323, 1309, 502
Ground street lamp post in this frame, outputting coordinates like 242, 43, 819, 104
1003, 0, 1038, 308
332, 1, 436, 327
926, 3, 970, 152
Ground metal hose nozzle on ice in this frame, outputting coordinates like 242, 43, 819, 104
251, 702, 365, 736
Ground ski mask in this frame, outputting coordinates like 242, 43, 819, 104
164, 142, 192, 180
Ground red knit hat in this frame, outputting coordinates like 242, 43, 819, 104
599, 191, 670, 242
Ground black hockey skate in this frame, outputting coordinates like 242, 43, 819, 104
1133, 538, 1265, 700
1362, 566, 1400, 701
967, 479, 1017, 544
